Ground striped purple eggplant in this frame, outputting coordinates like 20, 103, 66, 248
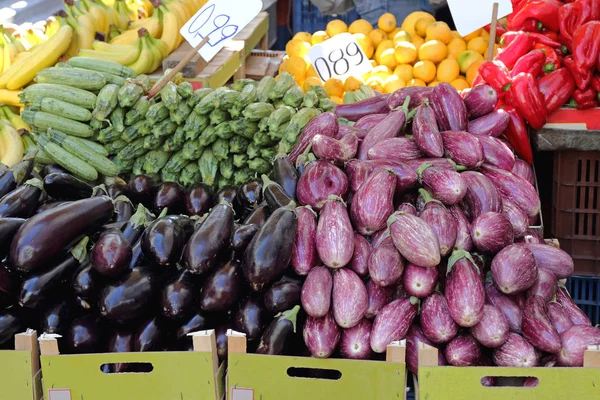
336, 123, 367, 140
289, 112, 338, 164
459, 171, 503, 221
491, 244, 538, 294
387, 86, 433, 109
335, 94, 390, 122
464, 84, 497, 119
371, 228, 390, 249
445, 333, 481, 366
522, 295, 561, 353
421, 292, 459, 344
367, 137, 423, 162
370, 296, 419, 353
358, 108, 409, 160
556, 286, 592, 326
502, 200, 529, 239
301, 266, 332, 318
547, 302, 574, 335
412, 103, 444, 157
316, 196, 354, 269
431, 83, 468, 131
291, 206, 319, 276
449, 205, 473, 252
418, 190, 457, 257
368, 237, 405, 287
406, 158, 455, 171
349, 233, 371, 277
445, 250, 485, 327
403, 263, 439, 298
520, 244, 574, 279
387, 212, 441, 268
441, 131, 484, 168
354, 113, 388, 131
340, 319, 373, 360
397, 202, 417, 215
468, 109, 510, 137
312, 133, 358, 165
557, 325, 600, 367
350, 169, 395, 235
471, 212, 514, 254
512, 159, 535, 186
481, 165, 540, 218
303, 312, 341, 358
332, 268, 368, 328
477, 136, 515, 171
471, 304, 509, 348
297, 161, 349, 211
365, 279, 396, 319
345, 159, 417, 194
527, 268, 557, 302
485, 282, 523, 333
418, 165, 467, 206
406, 324, 443, 373
493, 332, 538, 367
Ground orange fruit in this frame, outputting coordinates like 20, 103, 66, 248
408, 78, 427, 87
394, 64, 413, 82
286, 39, 311, 58
348, 19, 373, 35
447, 38, 467, 59
330, 95, 344, 105
378, 13, 397, 33
451, 77, 470, 91
383, 75, 405, 93
466, 59, 485, 85
394, 41, 417, 64
369, 29, 387, 48
413, 60, 436, 83
344, 76, 362, 92
418, 40, 447, 63
293, 32, 312, 43
463, 29, 482, 42
415, 16, 435, 37
324, 77, 344, 98
401, 11, 435, 36
366, 75, 384, 92
326, 20, 348, 37
468, 37, 488, 55
457, 50, 484, 74
303, 76, 323, 92
436, 58, 460, 83
425, 21, 452, 44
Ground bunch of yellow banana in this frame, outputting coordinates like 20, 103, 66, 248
0, 117, 24, 167
0, 26, 27, 76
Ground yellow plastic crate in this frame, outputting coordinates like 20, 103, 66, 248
39, 330, 224, 400
0, 331, 42, 400
226, 330, 408, 400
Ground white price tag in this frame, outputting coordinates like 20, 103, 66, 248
447, 0, 513, 37
231, 387, 254, 400
308, 33, 372, 82
48, 389, 71, 400
180, 0, 262, 62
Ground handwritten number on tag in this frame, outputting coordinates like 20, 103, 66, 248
314, 42, 366, 81
187, 4, 239, 47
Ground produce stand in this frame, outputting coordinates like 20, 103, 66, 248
38, 330, 224, 400
0, 331, 42, 400
226, 331, 408, 400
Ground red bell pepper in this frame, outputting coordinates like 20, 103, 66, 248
564, 55, 592, 90
527, 32, 561, 48
569, 87, 599, 109
483, 22, 507, 37
572, 21, 600, 70
537, 68, 577, 114
591, 76, 600, 93
508, 72, 548, 130
516, 18, 543, 32
510, 49, 546, 77
540, 30, 559, 42
533, 43, 561, 72
479, 61, 512, 92
509, 0, 562, 32
503, 105, 533, 164
495, 32, 534, 69
559, 0, 594, 43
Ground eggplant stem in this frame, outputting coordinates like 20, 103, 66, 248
70, 236, 89, 263
24, 177, 44, 190
129, 203, 151, 229
415, 162, 433, 179
280, 305, 300, 333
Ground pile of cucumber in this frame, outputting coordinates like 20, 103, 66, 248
20, 58, 334, 189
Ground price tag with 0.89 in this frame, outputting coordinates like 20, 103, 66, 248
308, 33, 372, 82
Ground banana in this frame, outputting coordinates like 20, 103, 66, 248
2, 43, 10, 73
145, 35, 162, 72
111, 16, 160, 44
79, 41, 141, 65
12, 52, 30, 63
45, 17, 61, 37
129, 13, 162, 37
92, 39, 133, 52
107, 24, 121, 41
113, 0, 130, 31
0, 121, 24, 167
149, 36, 169, 59
0, 89, 21, 106
126, 32, 152, 74
3, 106, 30, 131
6, 25, 73, 90
0, 45, 4, 74
160, 10, 179, 54
83, 0, 109, 36
0, 50, 32, 88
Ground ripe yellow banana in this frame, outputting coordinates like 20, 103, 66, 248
92, 40, 133, 52
0, 121, 24, 167
128, 13, 162, 37
0, 89, 21, 106
3, 106, 30, 131
79, 40, 141, 65
0, 46, 4, 74
145, 35, 162, 72
111, 16, 160, 44
124, 0, 140, 21
126, 32, 152, 74
113, 0, 130, 31
160, 10, 179, 54
84, 0, 110, 35
45, 17, 61, 37
2, 44, 10, 73
6, 25, 73, 90
149, 36, 169, 59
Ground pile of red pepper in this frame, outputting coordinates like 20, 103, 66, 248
473, 0, 600, 164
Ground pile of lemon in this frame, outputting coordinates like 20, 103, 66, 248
279, 11, 499, 103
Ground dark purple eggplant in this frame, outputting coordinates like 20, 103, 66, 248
0, 310, 23, 346
106, 178, 128, 199
92, 185, 108, 197
40, 300, 71, 335
304, 312, 341, 358
142, 216, 191, 268
215, 324, 230, 361
199, 259, 245, 312
431, 83, 468, 131
65, 316, 102, 354
234, 179, 262, 216
0, 153, 35, 199
243, 204, 297, 292
464, 84, 497, 119
412, 103, 444, 157
289, 113, 338, 164
72, 263, 104, 310
387, 86, 433, 109
91, 229, 132, 277
419, 189, 457, 257
134, 317, 165, 352
0, 178, 43, 218
153, 182, 184, 214
99, 266, 158, 323
184, 184, 213, 217
441, 131, 484, 168
262, 175, 292, 210
128, 175, 155, 205
256, 305, 300, 355
243, 201, 271, 227
215, 185, 238, 205
176, 312, 210, 342
43, 172, 92, 200
297, 160, 349, 211
119, 204, 152, 245
264, 279, 301, 314
0, 217, 25, 259
41, 164, 67, 177
161, 270, 200, 320
358, 106, 409, 160
113, 196, 134, 222
0, 263, 18, 308
129, 238, 144, 269
36, 201, 69, 214
10, 196, 113, 272
273, 149, 299, 200
335, 95, 390, 121
108, 330, 134, 372
444, 333, 481, 366
459, 171, 503, 221
234, 297, 269, 341
183, 203, 234, 275
231, 223, 259, 258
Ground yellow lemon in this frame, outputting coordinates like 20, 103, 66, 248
286, 39, 311, 58
324, 77, 344, 98
278, 58, 288, 75
303, 76, 323, 92
285, 56, 307, 83
383, 75, 405, 93
330, 95, 344, 105
311, 30, 329, 45
468, 37, 488, 55
293, 32, 312, 43
428, 80, 440, 87
378, 47, 397, 69
369, 29, 387, 48
401, 11, 435, 36
306, 64, 320, 78
394, 64, 413, 81
388, 27, 402, 39
436, 58, 460, 83
378, 13, 397, 33
480, 29, 490, 40
344, 76, 362, 92
463, 29, 482, 42
394, 41, 417, 64
393, 30, 412, 43
375, 39, 394, 58
447, 38, 467, 59
415, 16, 435, 37
413, 60, 436, 83
451, 30, 462, 39
411, 34, 425, 51
425, 21, 452, 44
353, 33, 374, 59
348, 19, 373, 35
326, 19, 348, 37
418, 40, 447, 63
371, 65, 392, 78
451, 77, 470, 91
466, 59, 485, 85
366, 75, 384, 92
457, 50, 484, 74
408, 78, 427, 87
